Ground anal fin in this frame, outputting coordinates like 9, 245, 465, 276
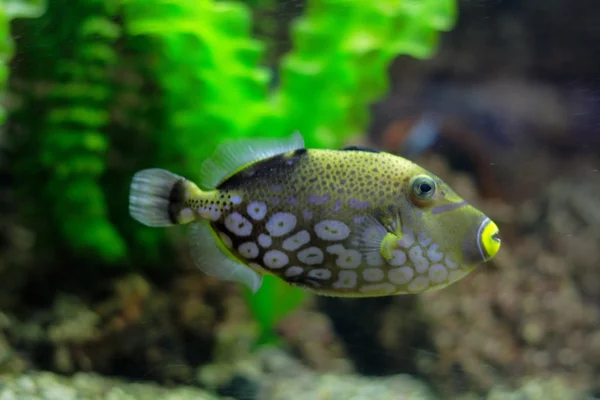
188, 221, 263, 293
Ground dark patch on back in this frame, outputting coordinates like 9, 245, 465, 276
168, 179, 186, 223
340, 145, 381, 153
294, 148, 308, 156
218, 152, 301, 190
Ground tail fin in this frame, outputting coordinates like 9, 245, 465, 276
129, 168, 188, 227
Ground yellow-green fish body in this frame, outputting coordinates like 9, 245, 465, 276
129, 132, 500, 297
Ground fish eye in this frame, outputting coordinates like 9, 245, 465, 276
410, 175, 436, 200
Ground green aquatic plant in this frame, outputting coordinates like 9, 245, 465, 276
41, 0, 126, 262
122, 0, 457, 169
10, 0, 455, 263
243, 274, 307, 346
10, 0, 126, 262
9, 0, 456, 343
121, 0, 309, 344
275, 0, 457, 148
122, 0, 275, 181
121, 0, 456, 345
100, 43, 171, 265
1, 0, 45, 125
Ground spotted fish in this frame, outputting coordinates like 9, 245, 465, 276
128, 132, 501, 297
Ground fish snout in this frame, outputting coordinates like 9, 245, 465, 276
461, 215, 501, 265
477, 217, 501, 262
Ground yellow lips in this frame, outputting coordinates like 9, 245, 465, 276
481, 219, 501, 261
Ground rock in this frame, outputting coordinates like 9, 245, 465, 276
207, 346, 437, 400
5, 271, 240, 385
0, 371, 218, 400
216, 374, 260, 400
484, 376, 588, 400
0, 367, 589, 400
265, 372, 436, 400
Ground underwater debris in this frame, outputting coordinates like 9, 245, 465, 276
4, 272, 241, 385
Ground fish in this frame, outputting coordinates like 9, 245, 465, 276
128, 132, 501, 297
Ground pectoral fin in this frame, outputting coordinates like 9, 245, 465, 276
380, 233, 400, 261
349, 212, 404, 262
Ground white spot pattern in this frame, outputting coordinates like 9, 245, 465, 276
247, 201, 267, 220
445, 254, 459, 269
285, 266, 304, 277
314, 220, 351, 241
230, 195, 243, 205
365, 252, 384, 267
333, 271, 357, 289
427, 243, 444, 262
238, 242, 259, 259
429, 263, 448, 283
224, 212, 253, 236
263, 250, 289, 269
179, 208, 195, 223
258, 234, 272, 248
335, 249, 362, 268
408, 276, 430, 292
282, 230, 310, 251
409, 246, 430, 273
397, 228, 415, 248
418, 231, 432, 247
297, 247, 324, 265
363, 268, 384, 282
198, 204, 221, 221
326, 244, 345, 254
388, 267, 414, 285
389, 249, 407, 266
266, 212, 297, 237
308, 269, 332, 280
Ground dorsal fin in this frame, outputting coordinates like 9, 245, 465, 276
340, 145, 381, 153
198, 131, 305, 189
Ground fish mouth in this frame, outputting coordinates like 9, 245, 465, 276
491, 231, 501, 243
477, 217, 501, 261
